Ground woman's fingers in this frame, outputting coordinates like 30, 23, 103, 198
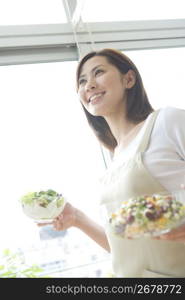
36, 221, 53, 227
156, 223, 185, 242
157, 184, 185, 242
36, 216, 62, 228
36, 203, 75, 231
53, 215, 64, 230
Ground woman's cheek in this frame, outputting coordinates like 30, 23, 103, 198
78, 90, 83, 102
79, 94, 86, 107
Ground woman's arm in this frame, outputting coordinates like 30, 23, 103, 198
40, 202, 110, 252
74, 209, 110, 252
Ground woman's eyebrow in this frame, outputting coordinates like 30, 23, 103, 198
79, 64, 105, 79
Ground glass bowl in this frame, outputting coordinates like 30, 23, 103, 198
102, 190, 185, 239
20, 189, 66, 223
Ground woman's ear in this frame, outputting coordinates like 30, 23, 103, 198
124, 70, 136, 89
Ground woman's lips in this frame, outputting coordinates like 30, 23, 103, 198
89, 92, 105, 104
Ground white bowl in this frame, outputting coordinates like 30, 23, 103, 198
20, 190, 66, 222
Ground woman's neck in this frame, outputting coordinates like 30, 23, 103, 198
105, 113, 145, 156
105, 112, 137, 144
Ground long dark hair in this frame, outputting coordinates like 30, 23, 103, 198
76, 48, 154, 152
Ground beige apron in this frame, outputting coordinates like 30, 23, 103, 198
100, 110, 185, 278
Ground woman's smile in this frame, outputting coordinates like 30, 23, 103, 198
88, 91, 106, 105
78, 56, 127, 117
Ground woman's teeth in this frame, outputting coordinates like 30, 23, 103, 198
89, 92, 104, 102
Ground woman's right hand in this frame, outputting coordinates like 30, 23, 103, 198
53, 202, 78, 231
38, 202, 111, 252
37, 202, 78, 231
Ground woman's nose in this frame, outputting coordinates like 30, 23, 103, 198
85, 78, 96, 91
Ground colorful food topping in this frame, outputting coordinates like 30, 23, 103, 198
21, 189, 64, 208
20, 189, 65, 221
109, 194, 185, 238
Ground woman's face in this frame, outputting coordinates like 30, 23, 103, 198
78, 56, 131, 117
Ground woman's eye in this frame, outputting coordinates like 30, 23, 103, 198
95, 69, 104, 75
79, 79, 86, 85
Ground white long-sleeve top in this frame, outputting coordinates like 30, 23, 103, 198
112, 106, 185, 192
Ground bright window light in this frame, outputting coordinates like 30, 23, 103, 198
0, 0, 67, 25
124, 47, 185, 110
81, 0, 185, 22
0, 61, 105, 253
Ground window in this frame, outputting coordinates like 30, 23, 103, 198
0, 61, 110, 277
81, 0, 185, 22
124, 47, 185, 110
0, 0, 67, 25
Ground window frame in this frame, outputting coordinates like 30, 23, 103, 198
0, 18, 185, 65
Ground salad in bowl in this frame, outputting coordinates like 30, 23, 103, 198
20, 189, 66, 222
108, 190, 185, 238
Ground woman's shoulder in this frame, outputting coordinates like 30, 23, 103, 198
155, 106, 185, 140
158, 106, 185, 121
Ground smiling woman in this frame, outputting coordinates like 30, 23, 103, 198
0, 0, 185, 282
48, 48, 185, 278
76, 49, 153, 152
78, 57, 129, 116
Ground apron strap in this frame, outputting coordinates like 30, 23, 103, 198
136, 109, 160, 153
